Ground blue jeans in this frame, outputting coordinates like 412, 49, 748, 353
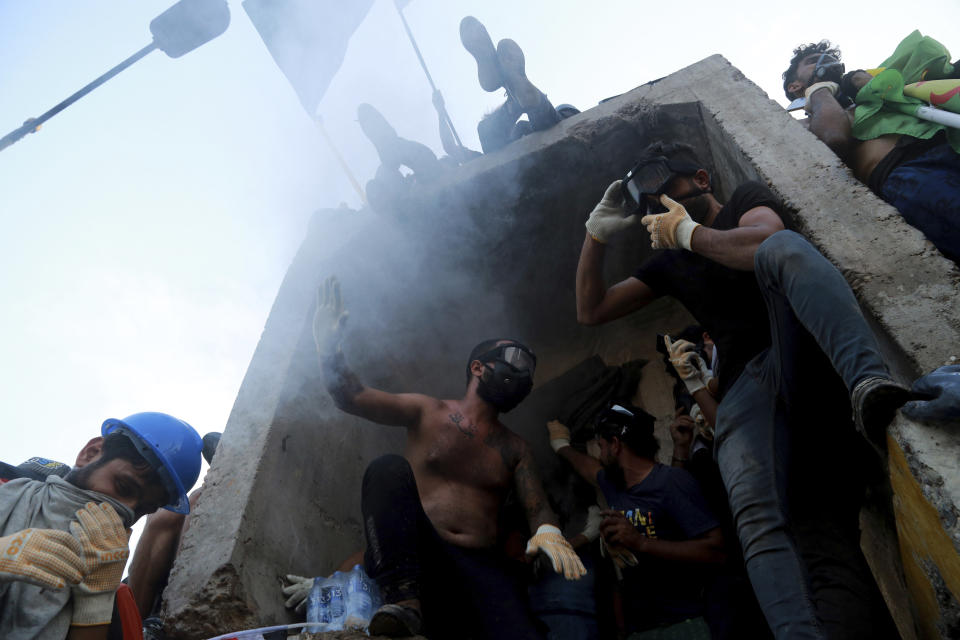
715, 231, 896, 639
881, 140, 960, 264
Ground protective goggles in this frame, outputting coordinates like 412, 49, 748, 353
621, 156, 701, 214
594, 404, 635, 439
477, 344, 537, 373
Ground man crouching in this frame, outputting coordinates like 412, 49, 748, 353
313, 276, 584, 639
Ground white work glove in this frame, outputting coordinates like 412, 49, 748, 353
0, 528, 85, 589
690, 404, 715, 442
580, 506, 602, 543
664, 336, 713, 396
69, 502, 131, 627
313, 276, 349, 360
804, 81, 839, 113
599, 537, 639, 569
282, 574, 314, 614
546, 420, 571, 452
585, 180, 637, 243
526, 525, 586, 580
641, 195, 700, 250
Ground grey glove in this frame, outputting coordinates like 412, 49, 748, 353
585, 181, 637, 243
902, 365, 960, 427
282, 574, 314, 614
313, 276, 349, 360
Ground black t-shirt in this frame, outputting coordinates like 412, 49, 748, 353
597, 464, 719, 631
633, 182, 785, 397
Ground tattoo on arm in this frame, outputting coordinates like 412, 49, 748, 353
322, 351, 364, 406
448, 412, 478, 439
513, 448, 558, 530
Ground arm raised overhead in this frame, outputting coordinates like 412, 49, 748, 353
314, 276, 439, 427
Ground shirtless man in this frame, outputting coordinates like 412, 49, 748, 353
313, 277, 584, 639
783, 41, 960, 263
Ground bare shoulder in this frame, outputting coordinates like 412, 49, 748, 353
483, 425, 529, 470
411, 395, 452, 424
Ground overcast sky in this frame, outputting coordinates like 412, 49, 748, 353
1, 0, 957, 547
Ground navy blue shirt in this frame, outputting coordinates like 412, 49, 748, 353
598, 463, 719, 631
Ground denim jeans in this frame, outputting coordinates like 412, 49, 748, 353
361, 454, 545, 640
715, 231, 897, 639
881, 140, 960, 264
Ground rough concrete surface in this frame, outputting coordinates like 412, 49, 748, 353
163, 55, 959, 640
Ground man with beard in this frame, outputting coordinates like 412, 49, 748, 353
547, 404, 724, 639
575, 140, 910, 638
782, 39, 960, 264
313, 276, 585, 639
0, 412, 203, 640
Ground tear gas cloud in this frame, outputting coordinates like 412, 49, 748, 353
1, 0, 959, 470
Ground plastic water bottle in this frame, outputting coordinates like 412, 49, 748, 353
306, 576, 326, 633
306, 573, 347, 632
344, 565, 376, 630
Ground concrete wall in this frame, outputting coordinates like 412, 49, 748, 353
163, 56, 960, 639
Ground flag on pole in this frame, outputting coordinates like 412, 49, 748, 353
242, 0, 376, 117
853, 69, 960, 152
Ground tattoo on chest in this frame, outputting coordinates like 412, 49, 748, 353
449, 412, 478, 439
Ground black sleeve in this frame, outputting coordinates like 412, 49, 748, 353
632, 253, 674, 297
725, 182, 786, 227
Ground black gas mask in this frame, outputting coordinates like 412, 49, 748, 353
475, 344, 537, 413
621, 156, 707, 216
812, 53, 845, 84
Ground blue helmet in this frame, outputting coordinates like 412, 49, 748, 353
101, 412, 203, 514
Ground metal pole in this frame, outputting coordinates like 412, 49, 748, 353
315, 118, 367, 206
0, 42, 158, 152
392, 1, 464, 149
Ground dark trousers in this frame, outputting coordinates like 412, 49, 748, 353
715, 231, 898, 640
881, 140, 960, 264
362, 455, 546, 640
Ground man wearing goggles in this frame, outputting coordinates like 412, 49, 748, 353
783, 38, 960, 264
620, 155, 708, 218
546, 404, 723, 638
576, 140, 913, 638
313, 276, 584, 639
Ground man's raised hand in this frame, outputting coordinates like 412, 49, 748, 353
664, 335, 712, 396
640, 195, 701, 250
313, 276, 349, 360
585, 180, 638, 244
